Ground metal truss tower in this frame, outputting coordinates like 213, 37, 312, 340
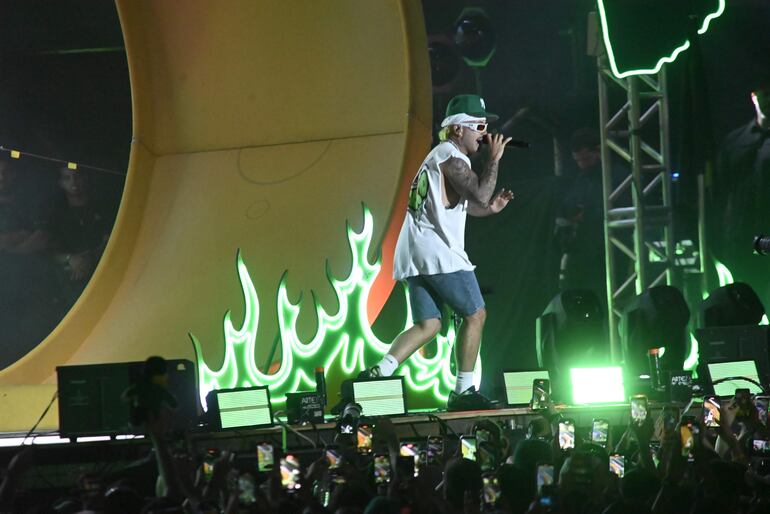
597, 58, 676, 360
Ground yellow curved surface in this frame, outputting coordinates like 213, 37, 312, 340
0, 0, 430, 388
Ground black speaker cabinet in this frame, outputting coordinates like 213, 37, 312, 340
695, 325, 770, 386
56, 359, 199, 438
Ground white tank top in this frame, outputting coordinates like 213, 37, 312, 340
393, 141, 474, 280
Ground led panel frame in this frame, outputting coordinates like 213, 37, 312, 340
213, 386, 273, 430
706, 360, 763, 396
501, 369, 551, 406
352, 376, 407, 417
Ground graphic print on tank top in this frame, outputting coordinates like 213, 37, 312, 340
408, 167, 429, 212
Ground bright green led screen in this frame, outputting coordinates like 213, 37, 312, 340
707, 360, 762, 396
503, 370, 550, 406
570, 366, 625, 404
353, 378, 406, 417
217, 388, 272, 429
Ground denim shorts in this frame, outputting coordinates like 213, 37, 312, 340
405, 270, 485, 322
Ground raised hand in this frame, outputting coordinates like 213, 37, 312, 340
485, 133, 513, 163
489, 188, 514, 214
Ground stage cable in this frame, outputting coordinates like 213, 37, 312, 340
272, 411, 318, 449
0, 145, 125, 177
20, 389, 59, 447
426, 414, 459, 440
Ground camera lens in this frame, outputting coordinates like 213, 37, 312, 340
753, 235, 770, 255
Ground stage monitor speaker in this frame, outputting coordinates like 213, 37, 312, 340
695, 325, 770, 388
57, 359, 198, 438
700, 283, 765, 327
620, 285, 690, 377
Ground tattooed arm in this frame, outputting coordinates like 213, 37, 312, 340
440, 134, 511, 205
466, 189, 515, 217
440, 157, 499, 205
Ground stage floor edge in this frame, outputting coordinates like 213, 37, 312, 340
0, 402, 646, 444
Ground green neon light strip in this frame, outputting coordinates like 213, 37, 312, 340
685, 259, 732, 371
192, 205, 480, 409
714, 259, 734, 288
684, 333, 699, 371
596, 0, 725, 78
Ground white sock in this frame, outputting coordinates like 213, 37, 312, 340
376, 354, 399, 377
454, 371, 475, 393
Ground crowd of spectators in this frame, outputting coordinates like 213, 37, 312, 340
0, 153, 115, 365
1, 381, 769, 514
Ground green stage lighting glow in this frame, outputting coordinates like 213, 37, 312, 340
715, 259, 734, 288
684, 334, 699, 371
191, 205, 480, 410
597, 0, 725, 78
570, 366, 625, 404
684, 259, 734, 373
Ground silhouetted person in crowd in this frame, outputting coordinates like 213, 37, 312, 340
50, 166, 112, 310
442, 458, 482, 514
713, 74, 770, 306
0, 155, 54, 366
555, 128, 608, 303
123, 356, 178, 431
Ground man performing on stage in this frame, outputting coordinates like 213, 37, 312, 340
361, 94, 514, 411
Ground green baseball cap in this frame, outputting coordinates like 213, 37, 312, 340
444, 94, 499, 122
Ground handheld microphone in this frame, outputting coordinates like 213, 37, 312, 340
480, 133, 530, 148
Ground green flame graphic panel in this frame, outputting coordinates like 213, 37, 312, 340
191, 205, 479, 410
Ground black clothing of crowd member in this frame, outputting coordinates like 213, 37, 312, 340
0, 155, 55, 361
556, 128, 608, 303
0, 158, 117, 369
50, 166, 112, 309
712, 75, 770, 305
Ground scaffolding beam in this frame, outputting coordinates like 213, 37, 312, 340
598, 57, 676, 361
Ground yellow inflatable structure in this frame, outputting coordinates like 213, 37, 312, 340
0, 0, 430, 432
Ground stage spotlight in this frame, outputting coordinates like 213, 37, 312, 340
453, 8, 496, 68
620, 285, 690, 378
536, 289, 608, 400
700, 283, 765, 327
570, 366, 625, 404
428, 36, 461, 91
